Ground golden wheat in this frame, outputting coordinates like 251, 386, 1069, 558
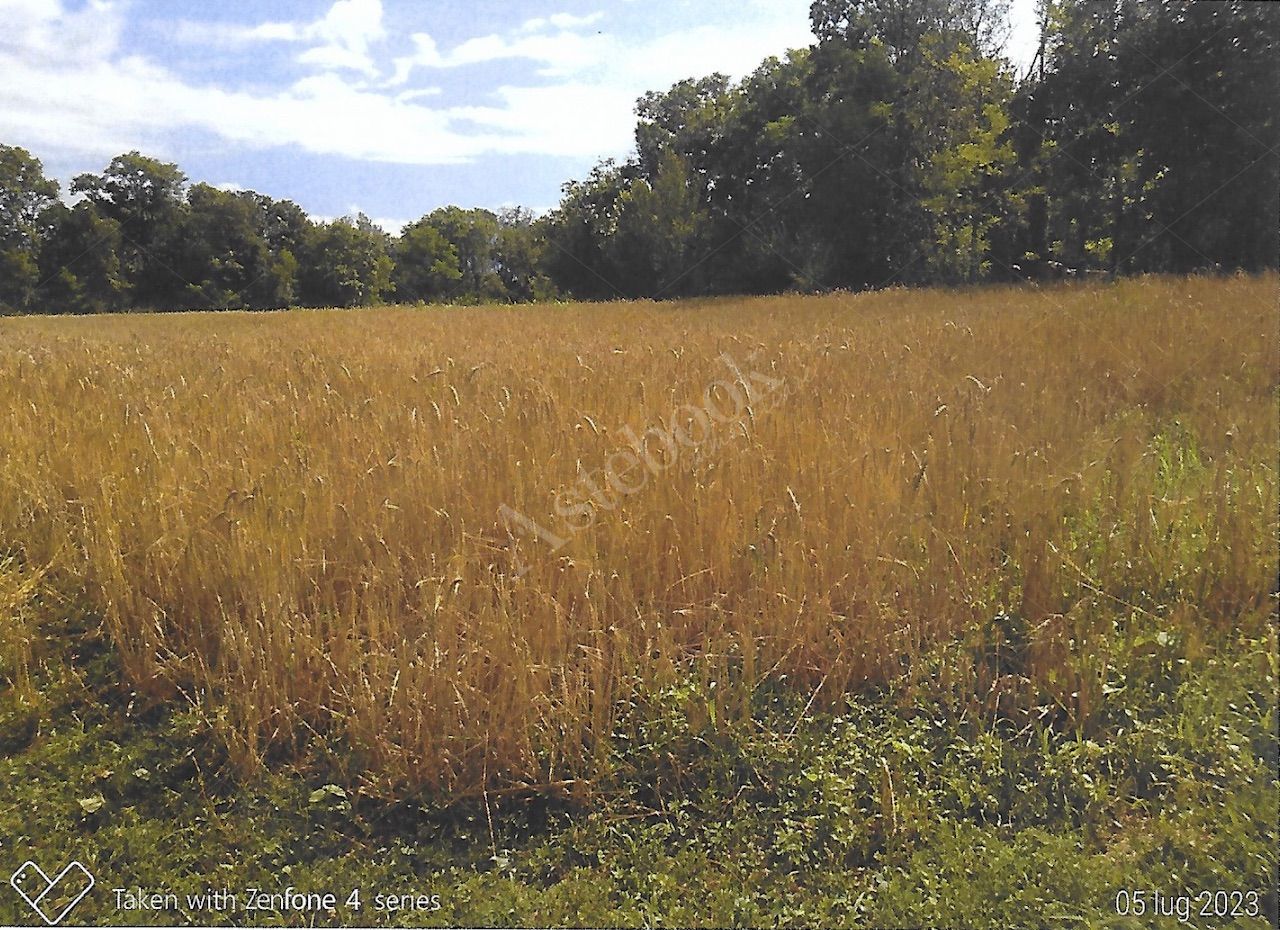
0, 275, 1275, 797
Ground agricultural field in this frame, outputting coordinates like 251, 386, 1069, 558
0, 275, 1276, 927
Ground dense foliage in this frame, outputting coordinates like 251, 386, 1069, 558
1, 0, 1275, 314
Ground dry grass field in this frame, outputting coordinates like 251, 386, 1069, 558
1, 275, 1275, 804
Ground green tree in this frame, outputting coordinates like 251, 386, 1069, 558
708, 52, 830, 292
175, 184, 296, 309
612, 151, 712, 296
37, 203, 128, 315
810, 0, 1010, 63
635, 75, 732, 183
0, 145, 59, 312
804, 0, 1017, 284
495, 208, 557, 303
545, 160, 632, 300
299, 215, 393, 308
72, 152, 187, 306
251, 195, 312, 257
913, 47, 1018, 281
251, 195, 311, 302
392, 217, 461, 303
1109, 1, 1278, 272
418, 207, 507, 303
1016, 0, 1278, 275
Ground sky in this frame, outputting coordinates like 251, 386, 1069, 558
0, 0, 1041, 233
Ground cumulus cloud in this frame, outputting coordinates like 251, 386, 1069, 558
173, 0, 386, 74
389, 28, 610, 84
0, 3, 483, 165
0, 0, 815, 167
519, 12, 605, 33
298, 0, 386, 76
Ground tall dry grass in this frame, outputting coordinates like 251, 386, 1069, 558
0, 275, 1275, 797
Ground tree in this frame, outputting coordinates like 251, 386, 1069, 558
612, 151, 712, 296
911, 47, 1018, 281
37, 203, 128, 315
810, 0, 1010, 64
1115, 1, 1278, 272
251, 195, 312, 258
709, 52, 830, 292
545, 160, 632, 300
72, 151, 186, 234
251, 194, 311, 302
804, 0, 1018, 285
1016, 0, 1278, 275
0, 145, 59, 312
393, 217, 461, 303
788, 42, 901, 288
635, 75, 732, 183
417, 207, 507, 303
173, 184, 296, 309
299, 215, 393, 308
494, 208, 557, 303
72, 152, 187, 306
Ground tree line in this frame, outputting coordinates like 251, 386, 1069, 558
1, 0, 1275, 315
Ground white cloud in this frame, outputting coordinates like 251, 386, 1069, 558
617, 15, 813, 90
301, 0, 386, 75
0, 0, 124, 65
0, 7, 486, 165
389, 13, 610, 85
370, 216, 411, 234
519, 11, 605, 33
175, 0, 386, 75
396, 87, 443, 103
314, 0, 385, 48
298, 42, 379, 76
388, 33, 443, 83
443, 7, 816, 157
449, 82, 639, 159
0, 0, 815, 168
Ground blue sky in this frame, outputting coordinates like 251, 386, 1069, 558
0, 0, 1040, 232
